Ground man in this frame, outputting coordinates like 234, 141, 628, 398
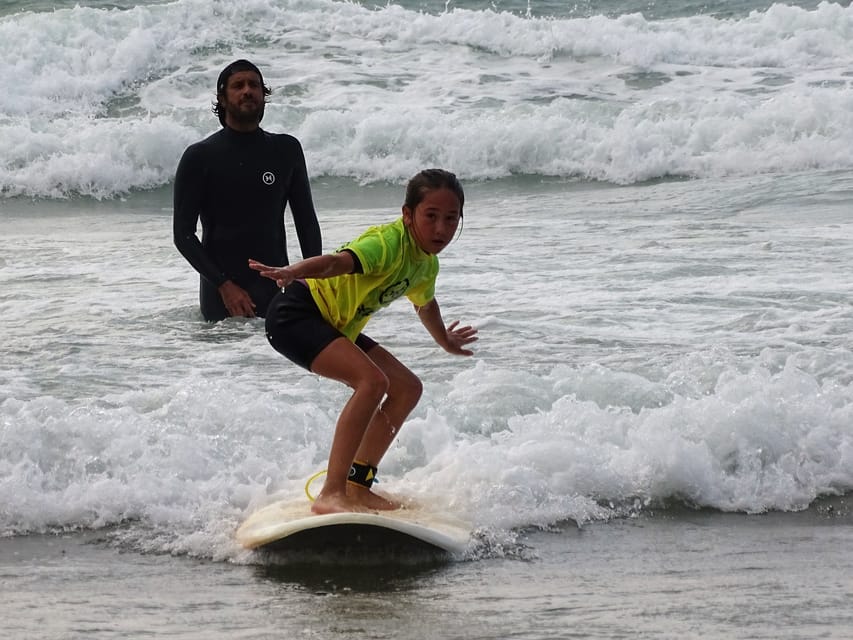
173, 59, 322, 321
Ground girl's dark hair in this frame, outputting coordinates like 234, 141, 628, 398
404, 169, 465, 217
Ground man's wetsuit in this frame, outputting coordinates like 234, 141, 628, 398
173, 126, 322, 321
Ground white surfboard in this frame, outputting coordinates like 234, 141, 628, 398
236, 498, 471, 555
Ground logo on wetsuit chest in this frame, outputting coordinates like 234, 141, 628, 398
262, 171, 275, 185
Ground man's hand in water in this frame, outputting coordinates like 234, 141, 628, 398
218, 280, 256, 317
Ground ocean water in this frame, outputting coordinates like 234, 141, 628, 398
1, 0, 852, 638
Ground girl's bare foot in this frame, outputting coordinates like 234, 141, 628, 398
310, 489, 370, 515
347, 484, 402, 511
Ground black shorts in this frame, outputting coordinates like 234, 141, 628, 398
264, 281, 377, 370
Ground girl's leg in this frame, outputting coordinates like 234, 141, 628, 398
309, 337, 389, 514
347, 344, 423, 510
356, 343, 422, 465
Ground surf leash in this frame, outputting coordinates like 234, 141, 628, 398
305, 461, 380, 501
304, 469, 327, 502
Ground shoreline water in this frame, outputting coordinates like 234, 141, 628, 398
2, 494, 851, 639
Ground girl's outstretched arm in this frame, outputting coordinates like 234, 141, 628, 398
415, 299, 478, 356
248, 252, 355, 288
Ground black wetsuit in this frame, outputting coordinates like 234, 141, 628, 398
173, 126, 322, 321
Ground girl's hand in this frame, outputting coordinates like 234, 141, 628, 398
248, 259, 294, 288
444, 320, 478, 356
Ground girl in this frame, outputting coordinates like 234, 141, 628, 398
249, 169, 478, 514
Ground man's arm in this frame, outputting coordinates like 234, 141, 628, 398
173, 145, 229, 287
286, 139, 323, 259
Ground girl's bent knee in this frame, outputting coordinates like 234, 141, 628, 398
392, 374, 422, 409
408, 376, 424, 403
359, 369, 389, 400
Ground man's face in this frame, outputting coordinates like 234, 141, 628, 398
220, 70, 265, 128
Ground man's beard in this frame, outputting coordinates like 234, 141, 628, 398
227, 99, 265, 126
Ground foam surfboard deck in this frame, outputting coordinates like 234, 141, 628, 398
236, 498, 471, 555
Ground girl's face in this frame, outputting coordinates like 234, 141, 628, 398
402, 187, 462, 255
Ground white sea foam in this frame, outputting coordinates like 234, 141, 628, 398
1, 0, 852, 197
1, 350, 851, 558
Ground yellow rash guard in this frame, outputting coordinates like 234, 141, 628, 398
306, 218, 439, 340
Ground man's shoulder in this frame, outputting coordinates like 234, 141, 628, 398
260, 129, 303, 149
180, 129, 225, 157
195, 128, 228, 148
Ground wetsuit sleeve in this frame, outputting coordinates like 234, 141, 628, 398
173, 144, 229, 287
286, 140, 323, 259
